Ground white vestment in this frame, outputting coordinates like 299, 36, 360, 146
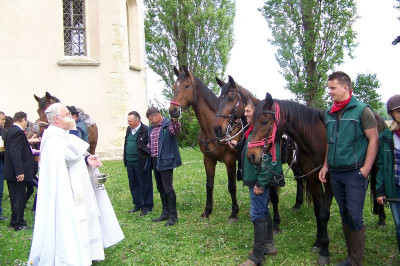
28, 125, 123, 266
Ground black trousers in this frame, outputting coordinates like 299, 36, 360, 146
7, 181, 27, 229
152, 158, 174, 194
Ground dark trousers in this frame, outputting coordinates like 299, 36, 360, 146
127, 163, 154, 211
152, 158, 174, 193
26, 175, 38, 211
330, 169, 368, 231
7, 181, 27, 229
0, 159, 4, 216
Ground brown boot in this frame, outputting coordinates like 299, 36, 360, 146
239, 259, 257, 266
348, 227, 365, 266
336, 223, 351, 265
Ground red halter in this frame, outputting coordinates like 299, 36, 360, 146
247, 102, 281, 163
170, 101, 181, 106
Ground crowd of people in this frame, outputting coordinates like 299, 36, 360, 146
0, 71, 399, 265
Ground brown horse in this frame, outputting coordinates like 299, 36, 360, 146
34, 92, 98, 155
212, 76, 306, 232
246, 93, 333, 265
169, 66, 240, 221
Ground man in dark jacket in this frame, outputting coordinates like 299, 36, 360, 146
0, 111, 8, 220
123, 111, 153, 216
146, 107, 181, 226
4, 111, 35, 231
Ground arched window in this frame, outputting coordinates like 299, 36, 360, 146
126, 0, 142, 70
63, 0, 86, 56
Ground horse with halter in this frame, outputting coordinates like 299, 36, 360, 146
169, 66, 240, 222
246, 93, 333, 265
212, 76, 306, 232
34, 92, 98, 155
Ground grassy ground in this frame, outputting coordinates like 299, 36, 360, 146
0, 148, 399, 265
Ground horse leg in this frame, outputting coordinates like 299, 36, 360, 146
370, 167, 387, 228
293, 175, 304, 211
201, 155, 216, 218
317, 177, 333, 265
225, 155, 239, 222
269, 186, 281, 233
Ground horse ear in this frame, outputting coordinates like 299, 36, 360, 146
183, 65, 190, 76
216, 77, 225, 88
249, 94, 261, 106
45, 92, 52, 100
228, 75, 235, 87
173, 66, 180, 77
34, 94, 41, 103
265, 93, 274, 108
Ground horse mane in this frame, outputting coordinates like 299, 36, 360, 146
254, 99, 325, 134
193, 76, 218, 113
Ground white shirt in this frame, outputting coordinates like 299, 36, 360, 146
131, 123, 141, 135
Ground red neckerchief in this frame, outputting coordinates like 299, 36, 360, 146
394, 129, 400, 139
245, 124, 253, 139
330, 91, 353, 114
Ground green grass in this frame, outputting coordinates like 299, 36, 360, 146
0, 148, 399, 265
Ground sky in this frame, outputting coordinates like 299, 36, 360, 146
146, 0, 400, 105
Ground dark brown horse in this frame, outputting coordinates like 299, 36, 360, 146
169, 66, 240, 221
212, 76, 306, 232
246, 93, 333, 265
34, 92, 98, 155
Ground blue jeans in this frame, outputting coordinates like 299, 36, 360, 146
389, 185, 400, 236
127, 164, 154, 211
249, 186, 271, 222
330, 169, 368, 231
0, 159, 4, 216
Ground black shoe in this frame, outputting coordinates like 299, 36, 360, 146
128, 206, 141, 213
140, 210, 150, 216
15, 225, 33, 231
0, 216, 8, 221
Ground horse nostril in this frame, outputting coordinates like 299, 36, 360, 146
214, 125, 221, 137
250, 154, 255, 164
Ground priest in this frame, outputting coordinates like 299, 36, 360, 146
28, 103, 124, 265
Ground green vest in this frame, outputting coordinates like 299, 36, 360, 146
325, 97, 368, 170
126, 131, 139, 165
243, 136, 284, 187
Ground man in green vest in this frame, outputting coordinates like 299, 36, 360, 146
319, 71, 379, 266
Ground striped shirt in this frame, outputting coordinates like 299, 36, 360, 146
149, 118, 181, 158
395, 134, 400, 185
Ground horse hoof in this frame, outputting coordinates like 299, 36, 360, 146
311, 246, 320, 253
377, 224, 387, 230
317, 255, 330, 265
228, 218, 238, 224
273, 229, 281, 235
292, 205, 301, 211
201, 212, 210, 219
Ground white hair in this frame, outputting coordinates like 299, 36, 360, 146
45, 103, 63, 123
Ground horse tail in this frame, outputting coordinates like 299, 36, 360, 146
87, 124, 98, 155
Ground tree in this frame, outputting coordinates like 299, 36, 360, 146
260, 0, 358, 108
352, 73, 384, 113
144, 0, 235, 98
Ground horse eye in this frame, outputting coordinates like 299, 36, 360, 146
185, 84, 190, 89
262, 120, 268, 125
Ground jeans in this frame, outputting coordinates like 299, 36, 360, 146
389, 185, 400, 236
152, 158, 174, 194
0, 159, 4, 216
330, 168, 368, 231
249, 186, 271, 222
127, 164, 154, 211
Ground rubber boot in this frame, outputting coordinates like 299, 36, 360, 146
336, 223, 351, 266
245, 219, 265, 265
348, 227, 365, 266
397, 235, 400, 253
152, 192, 169, 222
165, 190, 178, 226
264, 212, 277, 256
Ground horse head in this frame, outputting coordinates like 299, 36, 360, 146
246, 92, 280, 165
34, 92, 60, 135
213, 75, 249, 138
169, 66, 196, 119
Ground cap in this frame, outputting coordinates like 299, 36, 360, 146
387, 94, 400, 114
67, 106, 79, 115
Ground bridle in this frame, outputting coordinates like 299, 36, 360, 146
170, 78, 194, 119
247, 102, 281, 164
216, 88, 248, 143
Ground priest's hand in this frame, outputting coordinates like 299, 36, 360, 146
64, 117, 77, 130
16, 174, 24, 182
87, 155, 103, 168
